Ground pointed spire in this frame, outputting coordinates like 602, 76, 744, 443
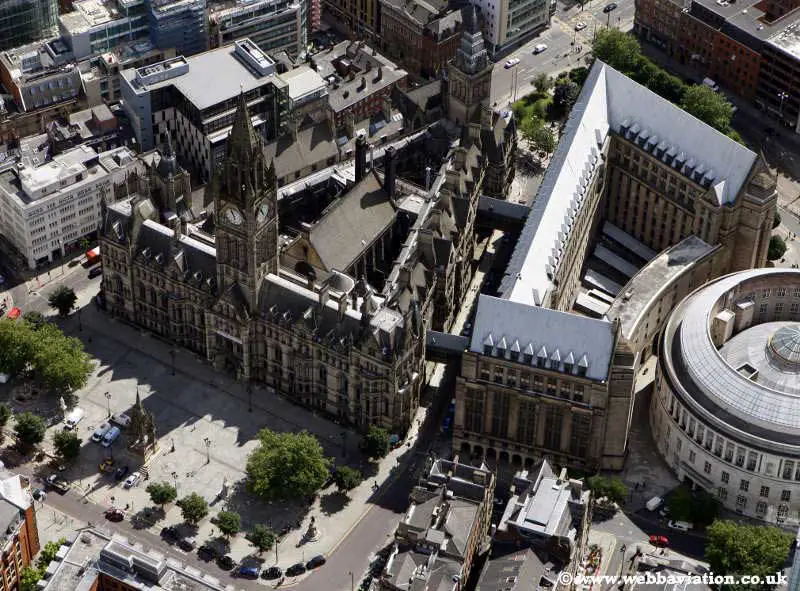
466, 0, 480, 34
164, 132, 174, 158
228, 90, 258, 160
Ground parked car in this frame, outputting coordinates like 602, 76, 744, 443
645, 496, 663, 511
574, 21, 587, 30
667, 520, 693, 532
504, 58, 520, 68
63, 408, 85, 430
262, 566, 283, 580
306, 555, 326, 570
603, 2, 617, 11
88, 266, 103, 279
659, 506, 670, 518
123, 471, 141, 489
287, 563, 307, 576
198, 545, 217, 561
101, 426, 121, 448
160, 526, 180, 543
649, 535, 669, 547
45, 474, 69, 494
179, 537, 197, 552
105, 508, 125, 522
110, 413, 131, 428
91, 422, 112, 443
238, 565, 260, 579
217, 555, 236, 571
32, 488, 46, 501
533, 44, 548, 54
114, 466, 130, 481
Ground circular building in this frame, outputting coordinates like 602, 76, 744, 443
651, 268, 800, 525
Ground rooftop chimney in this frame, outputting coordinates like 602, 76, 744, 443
355, 134, 367, 182
384, 146, 397, 198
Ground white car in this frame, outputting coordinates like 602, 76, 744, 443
110, 413, 132, 428
124, 472, 141, 489
533, 44, 548, 54
91, 422, 112, 443
667, 520, 693, 532
504, 58, 521, 68
575, 21, 587, 31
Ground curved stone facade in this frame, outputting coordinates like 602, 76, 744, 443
651, 268, 800, 525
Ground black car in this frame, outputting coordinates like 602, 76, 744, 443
286, 562, 307, 576
603, 2, 617, 11
114, 466, 130, 481
217, 555, 236, 571
178, 537, 197, 552
88, 266, 103, 279
197, 545, 217, 562
262, 566, 283, 580
160, 526, 180, 543
306, 555, 326, 570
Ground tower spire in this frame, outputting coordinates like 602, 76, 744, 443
228, 90, 258, 160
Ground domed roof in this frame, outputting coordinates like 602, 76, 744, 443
768, 324, 800, 367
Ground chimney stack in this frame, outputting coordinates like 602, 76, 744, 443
319, 284, 330, 309
355, 134, 367, 182
384, 146, 397, 198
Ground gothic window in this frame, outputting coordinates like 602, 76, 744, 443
570, 414, 592, 457
464, 390, 484, 434
490, 391, 510, 438
517, 400, 536, 445
543, 405, 563, 451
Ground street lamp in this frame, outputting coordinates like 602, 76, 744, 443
778, 91, 789, 122
171, 471, 179, 493
349, 571, 354, 591
203, 437, 211, 464
104, 392, 111, 418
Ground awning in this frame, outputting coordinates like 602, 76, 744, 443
6, 307, 20, 319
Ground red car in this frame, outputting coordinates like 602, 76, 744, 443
105, 508, 125, 522
649, 535, 669, 547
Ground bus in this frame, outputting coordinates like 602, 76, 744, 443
84, 246, 100, 267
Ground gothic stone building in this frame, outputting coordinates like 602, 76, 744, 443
100, 95, 428, 433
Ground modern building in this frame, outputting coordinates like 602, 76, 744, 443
0, 0, 58, 52
378, 0, 462, 79
473, 0, 551, 54
0, 142, 138, 268
208, 0, 308, 57
0, 471, 40, 591
59, 0, 149, 61
0, 39, 82, 114
380, 457, 495, 590
37, 529, 233, 591
453, 60, 776, 471
120, 39, 290, 179
651, 268, 800, 526
145, 0, 207, 57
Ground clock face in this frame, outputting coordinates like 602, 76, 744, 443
256, 202, 270, 223
224, 206, 243, 225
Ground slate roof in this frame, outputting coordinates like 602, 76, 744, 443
263, 122, 339, 182
477, 548, 551, 591
309, 170, 397, 271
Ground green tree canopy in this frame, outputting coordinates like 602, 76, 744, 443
333, 465, 362, 493
361, 425, 391, 459
587, 475, 628, 504
48, 286, 77, 317
20, 566, 43, 591
768, 235, 787, 261
246, 525, 276, 554
215, 510, 241, 538
680, 85, 734, 134
533, 73, 553, 94
593, 29, 643, 75
14, 412, 46, 448
22, 311, 45, 329
0, 404, 11, 429
706, 520, 793, 590
146, 482, 178, 508
521, 118, 557, 154
176, 493, 209, 525
246, 429, 330, 500
38, 538, 66, 567
32, 323, 93, 394
773, 211, 782, 229
53, 430, 81, 461
0, 318, 35, 375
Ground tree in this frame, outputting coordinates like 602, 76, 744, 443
246, 525, 277, 554
146, 482, 178, 509
38, 538, 66, 567
706, 520, 793, 590
176, 493, 209, 525
773, 211, 782, 229
529, 124, 556, 154
587, 475, 628, 504
680, 85, 734, 133
247, 429, 330, 500
32, 323, 93, 394
692, 489, 721, 526
333, 466, 362, 493
53, 430, 81, 461
20, 566, 43, 591
14, 412, 46, 449
361, 425, 391, 459
215, 510, 241, 538
48, 286, 77, 317
533, 73, 553, 94
0, 318, 35, 376
592, 29, 643, 75
0, 404, 11, 429
768, 235, 787, 261
553, 81, 580, 115
22, 311, 44, 329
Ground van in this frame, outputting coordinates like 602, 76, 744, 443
667, 520, 693, 532
702, 77, 719, 92
101, 426, 121, 448
64, 408, 85, 430
91, 422, 112, 443
533, 44, 548, 54
646, 496, 664, 511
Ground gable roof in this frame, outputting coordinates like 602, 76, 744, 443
308, 170, 397, 271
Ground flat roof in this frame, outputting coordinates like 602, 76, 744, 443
769, 18, 800, 59
279, 65, 327, 101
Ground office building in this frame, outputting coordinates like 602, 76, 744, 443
0, 142, 138, 268
453, 60, 776, 471
380, 458, 494, 590
323, 0, 379, 41
379, 0, 462, 79
208, 0, 308, 57
145, 0, 207, 57
0, 472, 40, 591
651, 268, 800, 526
120, 39, 290, 179
473, 0, 551, 53
59, 0, 149, 61
0, 0, 58, 52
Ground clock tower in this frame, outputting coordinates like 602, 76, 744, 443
212, 92, 279, 313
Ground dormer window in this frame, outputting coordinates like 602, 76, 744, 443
523, 343, 534, 364
578, 354, 589, 377
549, 349, 561, 371
510, 339, 520, 362
536, 346, 547, 368
564, 351, 575, 374
496, 336, 507, 359
483, 334, 494, 356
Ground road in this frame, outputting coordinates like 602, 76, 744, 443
491, 0, 636, 107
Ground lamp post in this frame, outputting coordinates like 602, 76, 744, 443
275, 538, 279, 565
203, 437, 211, 464
779, 91, 789, 123
171, 471, 179, 493
349, 571, 354, 591
104, 392, 111, 418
